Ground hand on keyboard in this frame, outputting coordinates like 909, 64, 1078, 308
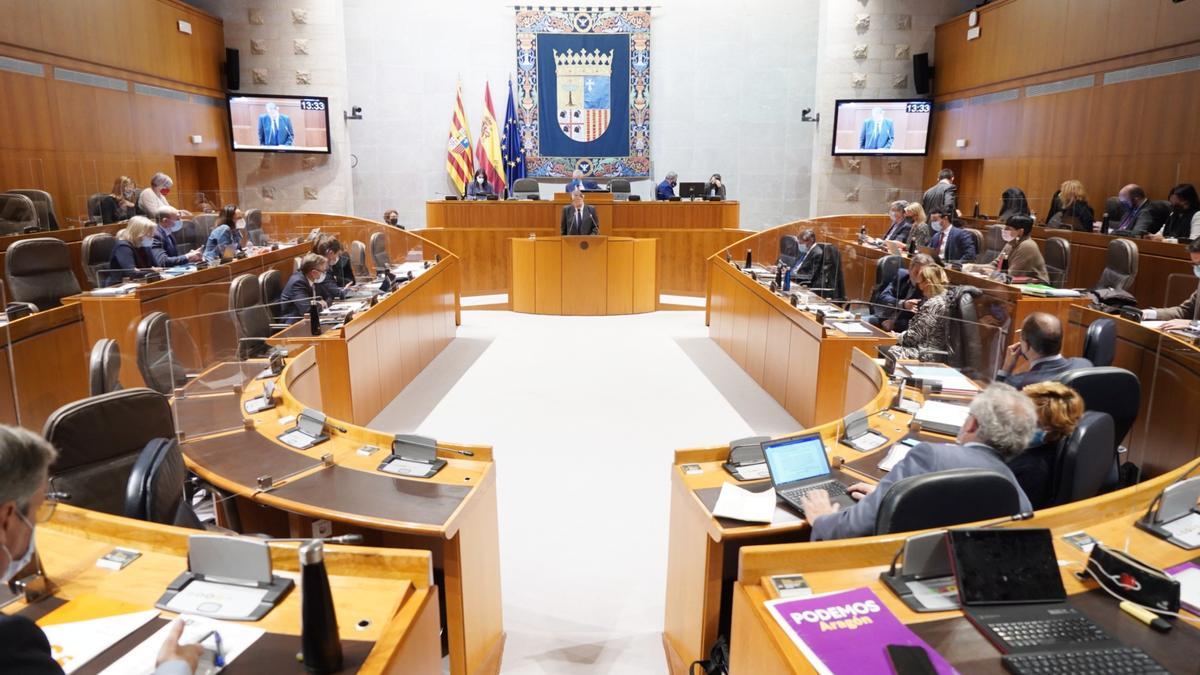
847, 482, 875, 501
797, 489, 840, 521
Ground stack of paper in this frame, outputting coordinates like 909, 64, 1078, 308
914, 400, 971, 436
100, 615, 264, 675
902, 365, 980, 395
1019, 284, 1082, 298
712, 482, 777, 523
90, 283, 140, 296
878, 441, 917, 472
39, 609, 159, 674
831, 321, 873, 335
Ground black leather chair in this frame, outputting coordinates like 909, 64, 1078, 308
176, 219, 200, 251
7, 189, 59, 230
81, 232, 116, 289
259, 269, 284, 320
1048, 411, 1115, 506
86, 193, 107, 223
245, 208, 266, 245
870, 255, 903, 305
610, 178, 631, 201
135, 311, 194, 394
0, 193, 38, 235
1082, 318, 1116, 367
350, 240, 370, 278
944, 286, 985, 376
192, 214, 217, 245
369, 231, 391, 271
512, 178, 539, 200
964, 228, 985, 263
1057, 366, 1140, 459
124, 438, 203, 528
43, 388, 175, 516
3, 237, 82, 310
778, 235, 801, 269
1094, 238, 1138, 291
1044, 236, 1070, 287
874, 468, 1022, 535
230, 273, 286, 359
88, 338, 122, 396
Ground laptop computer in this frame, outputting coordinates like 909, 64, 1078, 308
762, 433, 855, 515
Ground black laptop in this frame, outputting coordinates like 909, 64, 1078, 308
762, 433, 855, 515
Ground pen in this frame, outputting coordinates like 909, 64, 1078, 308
194, 630, 227, 666
1119, 600, 1171, 633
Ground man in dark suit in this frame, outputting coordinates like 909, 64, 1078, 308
868, 253, 935, 332
922, 168, 958, 217
997, 312, 1093, 389
150, 207, 201, 267
280, 253, 328, 322
801, 384, 1035, 540
858, 107, 895, 150
257, 102, 295, 146
929, 214, 977, 263
1138, 238, 1200, 330
561, 191, 599, 236
655, 172, 677, 200
788, 229, 825, 286
0, 425, 201, 674
1112, 184, 1171, 237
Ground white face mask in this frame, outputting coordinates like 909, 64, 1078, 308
169, 219, 183, 233
139, 236, 154, 248
1001, 230, 1016, 242
235, 218, 247, 230
1, 510, 35, 584
477, 177, 484, 184
313, 271, 327, 284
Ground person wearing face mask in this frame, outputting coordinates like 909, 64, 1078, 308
801, 383, 1035, 540
872, 200, 912, 251
466, 169, 495, 200
996, 312, 1092, 389
202, 205, 247, 262
928, 211, 977, 264
788, 229, 826, 287
903, 202, 932, 252
101, 176, 138, 224
149, 207, 201, 267
311, 234, 355, 301
1112, 184, 1170, 236
280, 253, 329, 323
137, 172, 191, 219
382, 209, 405, 230
886, 264, 951, 360
705, 174, 726, 200
868, 253, 935, 332
1007, 382, 1085, 509
1138, 238, 1200, 331
102, 217, 158, 287
0, 426, 204, 674
1158, 183, 1200, 241
969, 215, 1048, 283
655, 171, 678, 200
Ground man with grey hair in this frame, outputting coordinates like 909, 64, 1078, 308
149, 206, 202, 267
0, 426, 203, 673
801, 383, 1036, 541
655, 171, 678, 200
257, 101, 294, 147
138, 172, 191, 220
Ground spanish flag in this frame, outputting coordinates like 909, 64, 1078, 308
475, 83, 506, 197
445, 81, 474, 196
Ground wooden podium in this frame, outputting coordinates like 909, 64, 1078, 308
510, 236, 657, 315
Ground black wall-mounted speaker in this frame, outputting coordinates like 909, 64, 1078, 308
912, 52, 933, 95
225, 47, 240, 91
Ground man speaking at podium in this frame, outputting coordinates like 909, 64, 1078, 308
561, 191, 599, 236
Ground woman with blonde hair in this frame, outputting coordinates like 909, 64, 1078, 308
102, 216, 158, 287
100, 176, 137, 224
887, 264, 950, 360
1008, 381, 1085, 508
1051, 179, 1094, 231
903, 202, 933, 252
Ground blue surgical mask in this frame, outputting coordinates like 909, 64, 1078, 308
1119, 197, 1133, 208
797, 244, 809, 256
1029, 428, 1046, 446
170, 219, 183, 233
1193, 264, 1200, 279
1, 511, 35, 584
931, 220, 943, 232
314, 271, 327, 284
139, 236, 154, 248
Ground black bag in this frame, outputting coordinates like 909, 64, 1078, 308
691, 635, 729, 675
1087, 288, 1138, 313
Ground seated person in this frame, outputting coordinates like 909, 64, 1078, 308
102, 216, 158, 286
655, 171, 678, 200
560, 191, 599, 236
100, 176, 137, 224
564, 169, 600, 193
996, 312, 1092, 389
466, 169, 494, 200
929, 212, 977, 263
802, 384, 1036, 540
1112, 184, 1171, 236
202, 204, 246, 262
1008, 382, 1085, 509
280, 253, 328, 323
311, 234, 355, 302
705, 174, 726, 199
996, 187, 1031, 223
1050, 179, 1095, 232
1158, 183, 1200, 241
149, 207, 201, 268
0, 425, 203, 675
867, 253, 934, 332
382, 209, 405, 230
789, 229, 824, 286
966, 215, 1048, 283
871, 200, 912, 247
886, 265, 951, 361
902, 202, 932, 253
1140, 238, 1200, 330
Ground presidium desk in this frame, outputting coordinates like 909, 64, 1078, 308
510, 235, 657, 315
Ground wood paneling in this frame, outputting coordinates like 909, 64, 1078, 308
511, 236, 657, 316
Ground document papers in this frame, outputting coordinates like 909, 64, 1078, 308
878, 441, 916, 472
914, 400, 972, 436
1162, 512, 1200, 548
712, 482, 777, 523
164, 580, 269, 619
101, 615, 263, 675
901, 365, 980, 394
831, 321, 873, 335
39, 610, 159, 674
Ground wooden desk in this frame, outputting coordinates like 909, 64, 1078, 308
510, 236, 656, 315
0, 303, 90, 430
176, 348, 503, 675
727, 460, 1200, 674
6, 505, 440, 674
422, 199, 746, 297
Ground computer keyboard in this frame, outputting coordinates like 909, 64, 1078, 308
780, 481, 849, 503
1002, 646, 1168, 674
991, 617, 1109, 649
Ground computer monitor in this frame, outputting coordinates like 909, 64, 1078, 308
679, 182, 705, 199
762, 433, 832, 486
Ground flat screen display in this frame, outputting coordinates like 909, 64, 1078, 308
763, 434, 830, 485
227, 94, 331, 154
831, 98, 932, 156
949, 529, 1067, 605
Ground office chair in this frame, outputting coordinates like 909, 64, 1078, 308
512, 178, 539, 200
230, 273, 289, 359
176, 219, 199, 251
135, 311, 195, 394
81, 232, 116, 288
86, 193, 107, 223
192, 213, 217, 244
369, 231, 391, 271
1102, 196, 1126, 233
3, 237, 82, 310
963, 228, 985, 263
258, 269, 284, 321
124, 437, 203, 528
0, 193, 38, 235
814, 244, 846, 300
1057, 367, 1139, 482
1044, 236, 1070, 287
1048, 411, 1115, 506
778, 235, 802, 269
874, 468, 1022, 535
43, 387, 175, 516
88, 338, 122, 396
1082, 318, 1116, 367
980, 224, 1006, 264
350, 240, 370, 277
7, 189, 59, 230
244, 208, 266, 245
937, 285, 985, 376
610, 178, 631, 201
1094, 238, 1138, 291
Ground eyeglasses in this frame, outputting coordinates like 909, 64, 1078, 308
34, 491, 70, 524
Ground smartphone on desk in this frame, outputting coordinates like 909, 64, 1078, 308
885, 644, 937, 675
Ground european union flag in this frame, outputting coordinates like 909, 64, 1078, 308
501, 79, 526, 198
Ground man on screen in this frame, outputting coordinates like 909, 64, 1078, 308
859, 107, 894, 150
257, 102, 295, 146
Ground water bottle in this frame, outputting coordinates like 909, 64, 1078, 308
309, 302, 321, 336
299, 541, 342, 673
744, 248, 753, 269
